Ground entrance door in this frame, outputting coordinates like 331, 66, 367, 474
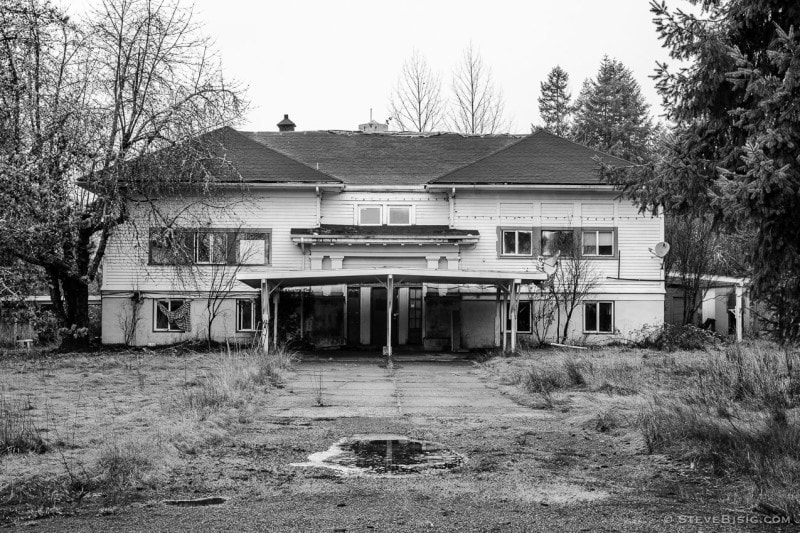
407, 287, 423, 344
346, 286, 361, 345
370, 287, 401, 346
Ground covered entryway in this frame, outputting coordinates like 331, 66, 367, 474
238, 268, 548, 356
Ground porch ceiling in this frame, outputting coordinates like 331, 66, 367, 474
237, 267, 547, 289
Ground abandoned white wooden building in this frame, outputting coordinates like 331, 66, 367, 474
100, 118, 666, 352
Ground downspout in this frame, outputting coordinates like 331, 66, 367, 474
315, 186, 321, 226
449, 187, 455, 228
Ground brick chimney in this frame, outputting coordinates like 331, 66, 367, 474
277, 114, 296, 132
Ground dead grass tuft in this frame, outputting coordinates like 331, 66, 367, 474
0, 394, 48, 455
183, 344, 298, 413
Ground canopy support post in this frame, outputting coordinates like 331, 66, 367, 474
385, 274, 394, 357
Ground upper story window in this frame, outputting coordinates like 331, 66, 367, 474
358, 205, 382, 225
541, 230, 574, 257
196, 231, 228, 264
149, 228, 269, 266
357, 204, 414, 226
387, 205, 412, 225
582, 230, 614, 256
502, 230, 533, 256
149, 229, 193, 265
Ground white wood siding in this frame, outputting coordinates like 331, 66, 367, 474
102, 189, 317, 292
455, 190, 664, 285
320, 191, 449, 225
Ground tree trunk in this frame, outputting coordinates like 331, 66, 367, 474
59, 276, 91, 350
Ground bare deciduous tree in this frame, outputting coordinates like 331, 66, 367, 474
549, 235, 599, 343
389, 50, 443, 133
0, 0, 245, 347
448, 43, 506, 134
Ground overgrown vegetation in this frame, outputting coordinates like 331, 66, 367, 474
487, 341, 800, 522
183, 344, 298, 412
0, 346, 298, 521
640, 344, 799, 521
634, 323, 721, 352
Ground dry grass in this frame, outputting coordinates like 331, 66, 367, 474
183, 344, 298, 413
485, 341, 800, 522
0, 344, 297, 520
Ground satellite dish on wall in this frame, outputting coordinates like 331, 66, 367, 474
541, 250, 560, 276
651, 242, 671, 258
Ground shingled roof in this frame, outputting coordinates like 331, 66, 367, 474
430, 130, 633, 185
243, 131, 519, 185
198, 127, 340, 183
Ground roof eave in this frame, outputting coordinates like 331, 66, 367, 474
426, 183, 617, 191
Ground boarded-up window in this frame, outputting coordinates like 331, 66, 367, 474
236, 233, 269, 265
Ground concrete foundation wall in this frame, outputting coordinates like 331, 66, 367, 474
102, 295, 258, 346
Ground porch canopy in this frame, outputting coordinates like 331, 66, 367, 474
238, 268, 548, 355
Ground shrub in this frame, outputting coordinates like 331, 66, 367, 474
636, 323, 721, 352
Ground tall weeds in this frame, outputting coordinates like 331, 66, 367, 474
641, 343, 800, 521
183, 344, 298, 412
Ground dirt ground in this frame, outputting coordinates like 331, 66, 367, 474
0, 350, 792, 532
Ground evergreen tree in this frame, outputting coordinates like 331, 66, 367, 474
571, 56, 653, 163
537, 66, 571, 136
602, 1, 800, 341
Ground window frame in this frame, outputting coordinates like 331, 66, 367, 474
357, 205, 384, 226
195, 230, 228, 265
500, 228, 534, 257
581, 228, 616, 258
236, 232, 271, 266
584, 301, 614, 334
236, 298, 260, 332
540, 228, 576, 257
356, 204, 416, 226
153, 299, 189, 332
505, 300, 533, 334
386, 204, 413, 226
148, 227, 271, 266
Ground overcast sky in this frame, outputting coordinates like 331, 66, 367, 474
66, 0, 674, 133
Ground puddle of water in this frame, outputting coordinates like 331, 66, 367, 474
292, 434, 466, 475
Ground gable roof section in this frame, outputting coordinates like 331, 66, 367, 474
243, 131, 519, 185
199, 127, 340, 183
431, 130, 633, 185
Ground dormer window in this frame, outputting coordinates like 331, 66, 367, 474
358, 205, 382, 225
387, 205, 411, 225
357, 204, 414, 226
